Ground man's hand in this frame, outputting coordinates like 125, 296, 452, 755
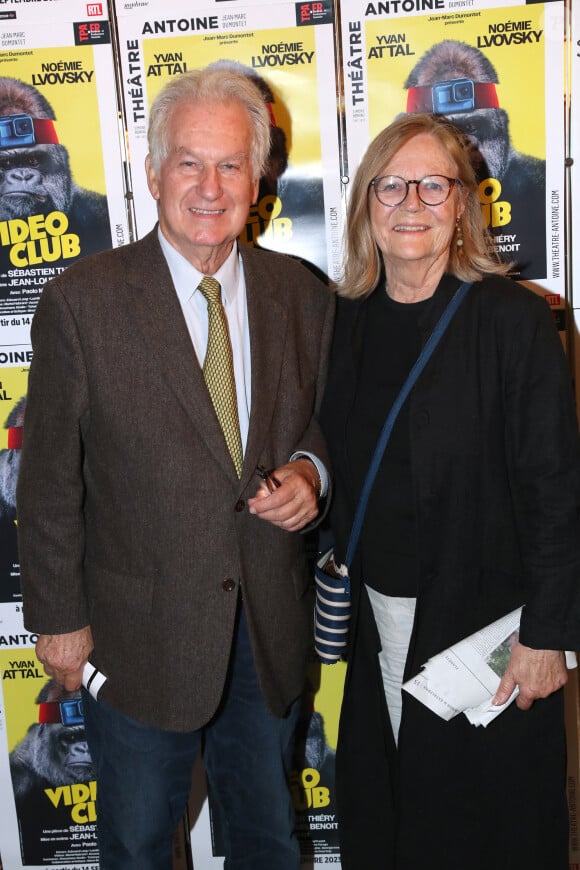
248, 458, 320, 532
36, 626, 94, 692
492, 643, 567, 711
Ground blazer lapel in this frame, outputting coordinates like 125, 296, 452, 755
241, 246, 288, 485
123, 232, 241, 482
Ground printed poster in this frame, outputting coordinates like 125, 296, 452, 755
0, 0, 130, 348
115, 0, 344, 281
0, 646, 98, 869
291, 662, 345, 863
0, 358, 29, 605
340, 0, 565, 291
203, 660, 345, 867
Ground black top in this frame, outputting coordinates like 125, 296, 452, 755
321, 272, 580, 869
346, 282, 434, 596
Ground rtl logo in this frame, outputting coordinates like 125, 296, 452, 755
87, 3, 103, 14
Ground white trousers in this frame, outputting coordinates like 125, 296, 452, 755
364, 586, 417, 745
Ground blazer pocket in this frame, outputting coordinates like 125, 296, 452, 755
292, 559, 313, 600
84, 560, 155, 617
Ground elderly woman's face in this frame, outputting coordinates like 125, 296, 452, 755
369, 132, 465, 272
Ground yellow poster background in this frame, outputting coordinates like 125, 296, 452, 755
141, 27, 322, 167
365, 3, 545, 160
309, 660, 346, 751
0, 366, 28, 450
0, 648, 46, 753
0, 46, 108, 193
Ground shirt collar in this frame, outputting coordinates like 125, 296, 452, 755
157, 227, 241, 308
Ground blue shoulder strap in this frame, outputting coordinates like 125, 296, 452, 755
344, 281, 473, 569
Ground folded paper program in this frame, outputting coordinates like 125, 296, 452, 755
402, 607, 577, 727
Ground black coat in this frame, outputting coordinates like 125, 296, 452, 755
320, 273, 580, 870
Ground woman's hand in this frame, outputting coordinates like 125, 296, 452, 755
492, 643, 567, 710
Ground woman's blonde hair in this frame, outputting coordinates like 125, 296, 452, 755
339, 113, 510, 299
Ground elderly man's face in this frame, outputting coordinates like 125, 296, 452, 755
146, 98, 259, 273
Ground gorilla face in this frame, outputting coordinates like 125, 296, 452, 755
25, 723, 92, 787
0, 143, 73, 221
258, 124, 289, 200
444, 107, 511, 181
0, 446, 20, 514
403, 41, 514, 182
0, 77, 111, 259
0, 395, 26, 518
9, 679, 94, 803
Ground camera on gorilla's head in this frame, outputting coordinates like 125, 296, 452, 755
431, 78, 475, 113
0, 113, 36, 148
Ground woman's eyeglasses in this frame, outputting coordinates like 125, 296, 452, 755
370, 175, 461, 207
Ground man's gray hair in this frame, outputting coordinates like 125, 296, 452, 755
147, 66, 271, 179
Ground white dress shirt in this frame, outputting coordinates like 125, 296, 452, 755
159, 231, 251, 450
158, 229, 327, 494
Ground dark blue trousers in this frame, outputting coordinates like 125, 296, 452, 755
82, 605, 301, 870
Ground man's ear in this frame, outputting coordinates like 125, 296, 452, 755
145, 154, 160, 201
251, 177, 260, 204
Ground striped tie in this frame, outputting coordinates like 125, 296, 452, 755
198, 277, 243, 478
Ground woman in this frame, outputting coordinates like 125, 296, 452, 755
320, 113, 580, 869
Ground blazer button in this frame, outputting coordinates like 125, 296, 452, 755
222, 578, 236, 592
235, 499, 245, 512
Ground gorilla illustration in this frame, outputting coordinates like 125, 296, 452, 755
206, 60, 328, 277
404, 41, 546, 278
0, 77, 112, 256
209, 694, 337, 858
206, 58, 289, 200
293, 697, 336, 776
404, 40, 545, 190
9, 677, 94, 805
0, 394, 25, 521
0, 396, 25, 602
290, 696, 338, 855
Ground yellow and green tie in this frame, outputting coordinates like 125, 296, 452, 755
198, 276, 243, 478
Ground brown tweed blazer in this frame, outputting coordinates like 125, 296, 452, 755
17, 229, 334, 731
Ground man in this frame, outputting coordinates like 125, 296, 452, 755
16, 67, 334, 870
